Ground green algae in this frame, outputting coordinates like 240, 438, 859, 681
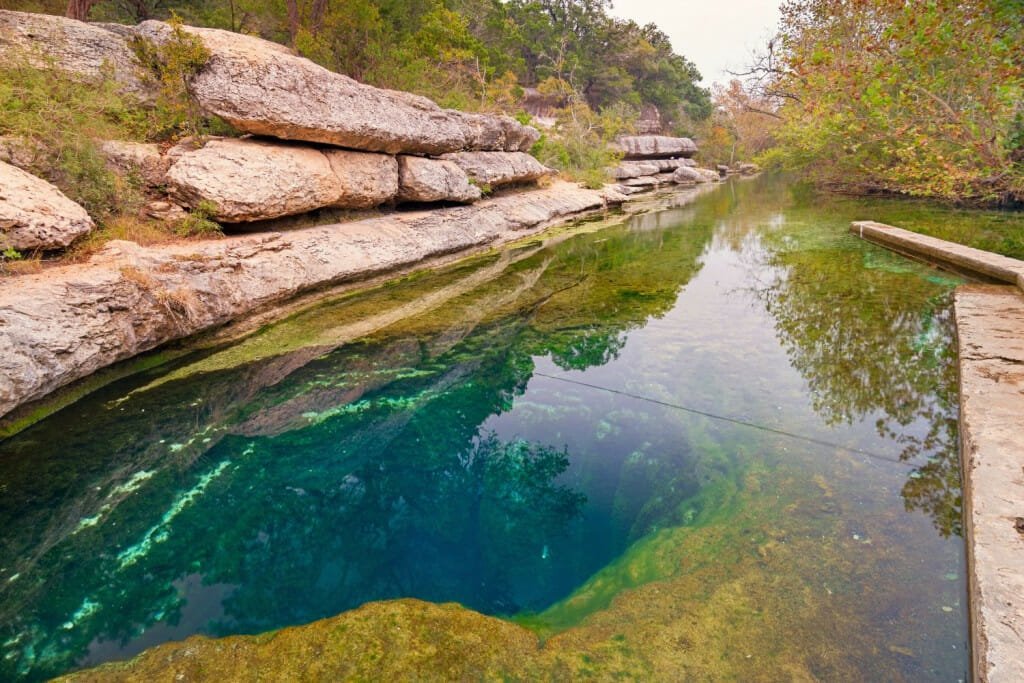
0, 176, 979, 681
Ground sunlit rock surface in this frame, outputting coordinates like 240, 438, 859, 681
0, 160, 94, 250
133, 21, 539, 155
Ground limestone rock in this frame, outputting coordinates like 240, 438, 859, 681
398, 156, 481, 204
0, 136, 44, 170
144, 200, 188, 222
100, 140, 169, 187
0, 160, 94, 250
615, 135, 697, 159
696, 168, 722, 183
612, 161, 661, 180
739, 163, 760, 175
166, 138, 341, 222
672, 167, 721, 185
439, 152, 552, 188
0, 10, 151, 99
323, 150, 399, 209
133, 21, 538, 155
0, 181, 615, 418
672, 166, 702, 185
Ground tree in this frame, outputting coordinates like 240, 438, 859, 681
65, 0, 99, 20
751, 0, 1024, 203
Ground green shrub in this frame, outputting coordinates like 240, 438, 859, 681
130, 15, 220, 140
0, 61, 147, 220
176, 200, 223, 238
532, 101, 635, 189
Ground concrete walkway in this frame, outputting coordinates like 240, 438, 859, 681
851, 221, 1024, 683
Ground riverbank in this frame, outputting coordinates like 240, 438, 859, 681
851, 221, 1024, 682
0, 181, 635, 433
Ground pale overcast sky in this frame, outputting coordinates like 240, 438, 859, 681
608, 1, 782, 86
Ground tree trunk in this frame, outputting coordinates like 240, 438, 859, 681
65, 0, 98, 21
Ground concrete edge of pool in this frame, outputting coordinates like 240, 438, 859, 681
851, 220, 1024, 683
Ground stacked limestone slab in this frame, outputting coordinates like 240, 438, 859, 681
0, 10, 552, 243
607, 135, 720, 195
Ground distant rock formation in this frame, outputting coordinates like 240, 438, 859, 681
615, 135, 698, 160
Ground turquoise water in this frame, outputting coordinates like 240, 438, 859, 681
0, 176, 991, 680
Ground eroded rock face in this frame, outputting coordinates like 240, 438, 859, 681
616, 135, 697, 159
397, 156, 481, 204
133, 21, 538, 155
0, 181, 613, 418
324, 150, 399, 209
0, 136, 44, 170
439, 151, 551, 187
0, 10, 151, 99
0, 161, 94, 250
100, 140, 169, 187
166, 138, 342, 222
612, 161, 661, 180
672, 166, 720, 185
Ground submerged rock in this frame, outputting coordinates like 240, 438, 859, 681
0, 160, 94, 250
133, 21, 538, 155
397, 156, 481, 204
0, 10, 151, 99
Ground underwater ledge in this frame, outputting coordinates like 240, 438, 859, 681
851, 220, 1024, 682
0, 182, 658, 437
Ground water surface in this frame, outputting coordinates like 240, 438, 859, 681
0, 176, 991, 680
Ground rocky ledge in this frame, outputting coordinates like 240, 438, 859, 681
0, 182, 623, 421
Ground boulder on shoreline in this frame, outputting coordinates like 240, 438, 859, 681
0, 161, 94, 251
615, 136, 697, 160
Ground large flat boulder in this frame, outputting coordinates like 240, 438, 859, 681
397, 156, 481, 204
0, 10, 151, 100
612, 161, 661, 179
439, 151, 552, 187
616, 135, 697, 159
0, 160, 94, 250
133, 21, 539, 155
166, 138, 340, 222
166, 138, 400, 221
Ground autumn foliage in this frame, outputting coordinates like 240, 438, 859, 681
757, 0, 1024, 204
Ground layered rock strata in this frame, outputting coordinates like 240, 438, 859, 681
134, 20, 538, 155
0, 10, 151, 98
0, 182, 615, 418
165, 138, 399, 221
0, 161, 95, 250
615, 135, 698, 159
439, 151, 553, 187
